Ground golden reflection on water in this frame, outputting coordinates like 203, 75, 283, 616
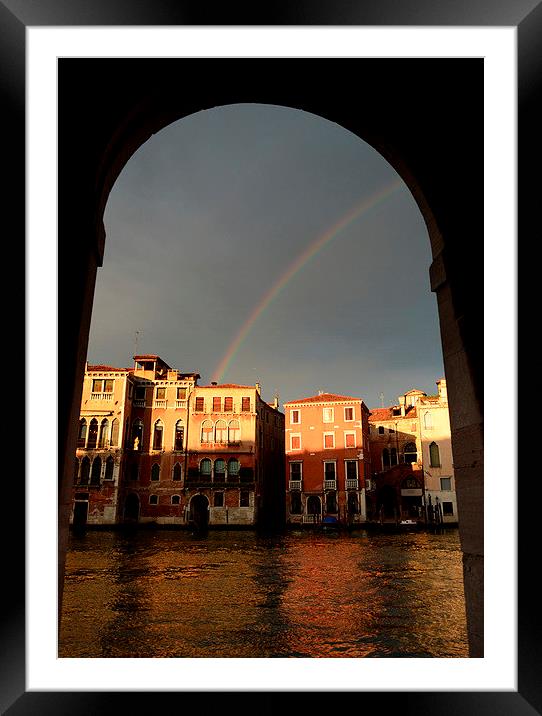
59, 529, 468, 658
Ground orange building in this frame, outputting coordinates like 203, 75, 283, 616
284, 393, 371, 527
71, 356, 284, 530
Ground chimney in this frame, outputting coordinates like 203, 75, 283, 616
211, 381, 217, 386
272, 395, 279, 409
255, 382, 261, 395
398, 395, 406, 417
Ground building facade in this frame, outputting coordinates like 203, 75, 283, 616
71, 355, 284, 529
284, 393, 370, 526
367, 379, 458, 524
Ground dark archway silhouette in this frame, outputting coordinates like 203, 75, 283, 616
123, 493, 140, 522
190, 494, 210, 533
58, 58, 484, 656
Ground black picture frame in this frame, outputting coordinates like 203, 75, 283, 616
6, 1, 533, 713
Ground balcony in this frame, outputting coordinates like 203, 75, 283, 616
90, 392, 113, 402
133, 399, 146, 408
153, 399, 167, 409
289, 480, 302, 491
323, 480, 337, 490
346, 479, 359, 490
175, 399, 187, 409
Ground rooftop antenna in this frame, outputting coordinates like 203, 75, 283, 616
380, 392, 385, 408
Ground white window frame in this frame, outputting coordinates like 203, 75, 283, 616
323, 432, 335, 449
323, 460, 337, 481
344, 430, 356, 448
289, 461, 303, 479
323, 407, 334, 423
289, 433, 302, 451
290, 409, 301, 425
344, 406, 354, 421
344, 459, 359, 480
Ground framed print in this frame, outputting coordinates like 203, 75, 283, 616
6, 0, 533, 712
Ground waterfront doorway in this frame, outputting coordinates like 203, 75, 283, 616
190, 494, 210, 531
123, 493, 140, 522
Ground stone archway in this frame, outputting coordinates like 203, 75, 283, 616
123, 493, 140, 522
58, 59, 484, 655
190, 494, 210, 532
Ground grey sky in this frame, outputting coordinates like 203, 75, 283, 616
89, 103, 444, 408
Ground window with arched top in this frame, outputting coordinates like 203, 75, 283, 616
228, 458, 239, 476
201, 420, 213, 443
228, 419, 240, 443
98, 418, 109, 448
90, 456, 101, 484
429, 441, 441, 467
403, 442, 418, 464
80, 456, 90, 484
174, 420, 184, 451
131, 419, 143, 449
110, 418, 119, 447
87, 418, 98, 449
77, 419, 87, 447
151, 462, 160, 481
104, 456, 114, 480
200, 458, 212, 476
172, 462, 182, 481
214, 458, 225, 482
215, 420, 227, 443
153, 420, 164, 450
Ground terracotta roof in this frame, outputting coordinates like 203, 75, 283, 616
369, 406, 417, 421
285, 392, 363, 405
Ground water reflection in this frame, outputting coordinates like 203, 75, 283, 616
59, 529, 468, 658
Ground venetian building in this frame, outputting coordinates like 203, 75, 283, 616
284, 393, 370, 526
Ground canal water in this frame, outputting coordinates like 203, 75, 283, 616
59, 528, 468, 658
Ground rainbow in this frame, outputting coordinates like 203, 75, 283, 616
211, 177, 403, 384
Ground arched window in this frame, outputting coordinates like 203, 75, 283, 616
77, 419, 87, 447
429, 441, 441, 467
131, 419, 143, 450
348, 493, 360, 514
149, 494, 158, 505
80, 456, 90, 484
403, 442, 418, 464
326, 491, 338, 514
171, 495, 181, 505
98, 419, 109, 448
151, 462, 160, 481
424, 412, 433, 429
201, 420, 213, 443
228, 419, 241, 443
200, 458, 212, 476
227, 458, 239, 477
90, 457, 102, 485
73, 458, 79, 484
290, 492, 302, 514
215, 420, 227, 442
104, 456, 114, 480
87, 418, 98, 449
110, 419, 119, 447
153, 420, 164, 450
174, 420, 184, 451
382, 448, 390, 469
214, 458, 226, 482
172, 462, 182, 481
